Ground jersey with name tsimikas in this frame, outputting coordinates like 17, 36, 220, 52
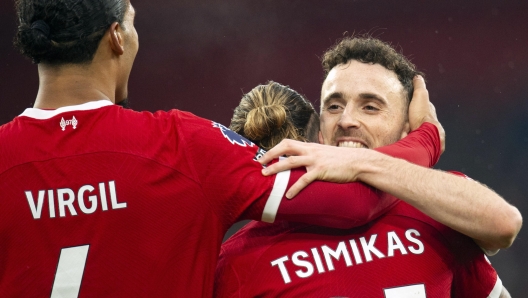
216, 198, 501, 298
0, 100, 440, 297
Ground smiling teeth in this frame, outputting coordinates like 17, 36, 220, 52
338, 141, 367, 148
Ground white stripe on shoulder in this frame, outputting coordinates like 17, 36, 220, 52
487, 276, 502, 298
261, 157, 290, 223
19, 100, 113, 120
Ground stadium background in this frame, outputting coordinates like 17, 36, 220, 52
0, 0, 526, 294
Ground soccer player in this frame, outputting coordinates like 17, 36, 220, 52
215, 39, 517, 297
0, 1, 448, 297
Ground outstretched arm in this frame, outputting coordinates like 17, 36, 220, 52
259, 77, 522, 251
270, 122, 440, 228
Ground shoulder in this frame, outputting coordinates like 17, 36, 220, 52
387, 201, 479, 256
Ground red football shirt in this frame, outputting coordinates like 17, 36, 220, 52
216, 201, 501, 298
0, 100, 440, 296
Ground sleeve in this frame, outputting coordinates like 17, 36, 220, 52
375, 122, 441, 167
272, 122, 442, 228
178, 112, 440, 229
450, 232, 502, 297
176, 112, 279, 229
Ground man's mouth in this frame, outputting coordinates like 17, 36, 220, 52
338, 141, 368, 148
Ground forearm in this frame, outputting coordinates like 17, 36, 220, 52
275, 168, 398, 228
357, 151, 522, 250
274, 123, 440, 228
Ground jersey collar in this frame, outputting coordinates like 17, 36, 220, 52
19, 100, 114, 120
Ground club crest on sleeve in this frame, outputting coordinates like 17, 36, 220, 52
212, 122, 254, 147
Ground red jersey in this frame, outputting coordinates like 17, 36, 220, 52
0, 101, 440, 297
216, 202, 501, 298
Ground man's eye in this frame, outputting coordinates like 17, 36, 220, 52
328, 104, 342, 110
364, 105, 379, 111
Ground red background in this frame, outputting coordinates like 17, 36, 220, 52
1, 0, 527, 294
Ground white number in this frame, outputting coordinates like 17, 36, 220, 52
50, 245, 90, 298
384, 284, 426, 298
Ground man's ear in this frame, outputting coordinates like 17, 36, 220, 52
109, 22, 125, 56
318, 130, 324, 144
400, 121, 411, 139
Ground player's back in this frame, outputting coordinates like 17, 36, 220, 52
0, 100, 274, 297
216, 201, 500, 298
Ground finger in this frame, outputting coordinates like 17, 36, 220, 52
285, 171, 318, 199
412, 75, 428, 96
258, 139, 306, 165
262, 155, 312, 176
409, 75, 431, 130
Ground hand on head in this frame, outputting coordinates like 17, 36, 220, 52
409, 75, 445, 153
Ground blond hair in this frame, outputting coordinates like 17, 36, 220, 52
230, 81, 319, 150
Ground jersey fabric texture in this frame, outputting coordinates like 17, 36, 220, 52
0, 100, 440, 296
216, 193, 501, 298
0, 100, 288, 297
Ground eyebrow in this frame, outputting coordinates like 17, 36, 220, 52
322, 92, 387, 105
357, 93, 387, 105
322, 92, 345, 105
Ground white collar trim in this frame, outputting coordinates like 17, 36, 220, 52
19, 100, 114, 120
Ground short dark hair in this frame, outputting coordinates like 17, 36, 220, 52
322, 36, 423, 103
14, 0, 129, 64
230, 81, 319, 150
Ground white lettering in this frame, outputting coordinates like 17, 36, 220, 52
387, 231, 408, 257
25, 181, 125, 219
58, 188, 77, 217
406, 229, 424, 254
271, 256, 291, 284
360, 234, 385, 262
78, 185, 97, 214
311, 247, 325, 273
99, 182, 109, 211
271, 229, 425, 285
292, 251, 314, 278
349, 239, 363, 264
48, 190, 56, 218
322, 242, 352, 271
25, 190, 46, 219
109, 181, 126, 209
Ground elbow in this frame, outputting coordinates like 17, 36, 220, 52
496, 207, 523, 249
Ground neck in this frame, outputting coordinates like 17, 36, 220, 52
34, 63, 117, 109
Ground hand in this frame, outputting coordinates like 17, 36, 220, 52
409, 76, 445, 153
259, 140, 372, 198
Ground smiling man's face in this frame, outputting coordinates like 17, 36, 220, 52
319, 59, 410, 149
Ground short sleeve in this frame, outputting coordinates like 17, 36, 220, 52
175, 112, 279, 228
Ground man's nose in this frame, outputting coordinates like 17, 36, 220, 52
337, 106, 361, 130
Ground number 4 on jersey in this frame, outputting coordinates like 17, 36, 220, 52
50, 245, 90, 298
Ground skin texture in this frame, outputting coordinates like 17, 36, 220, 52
33, 3, 138, 109
259, 63, 522, 253
319, 60, 409, 149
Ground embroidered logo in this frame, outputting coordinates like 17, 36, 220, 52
60, 116, 78, 131
212, 122, 254, 147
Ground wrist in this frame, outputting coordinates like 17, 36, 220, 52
355, 149, 394, 183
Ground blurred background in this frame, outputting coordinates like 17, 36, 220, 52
1, 0, 526, 294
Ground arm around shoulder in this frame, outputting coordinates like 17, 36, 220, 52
356, 151, 522, 251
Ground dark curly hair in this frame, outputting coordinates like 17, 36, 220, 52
14, 0, 128, 64
322, 36, 423, 103
230, 81, 319, 151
